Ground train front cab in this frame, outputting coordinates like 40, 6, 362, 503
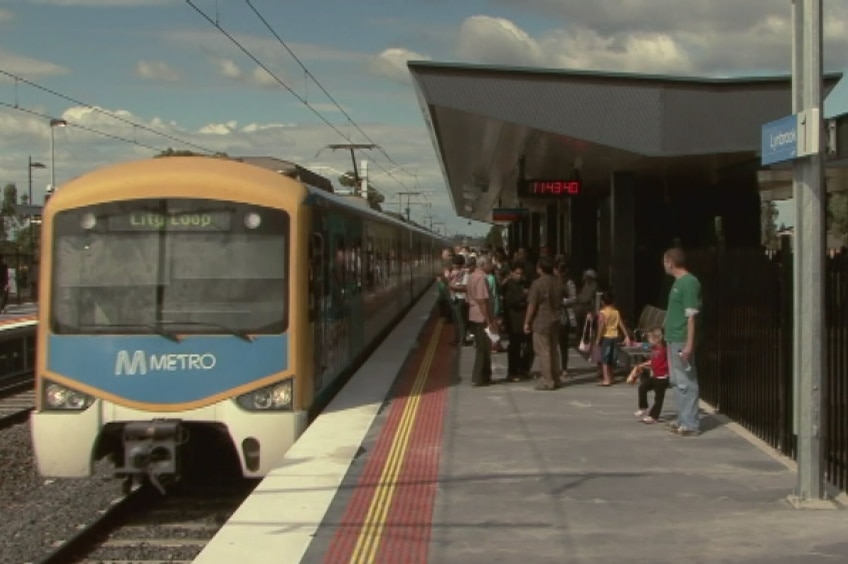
31, 158, 312, 483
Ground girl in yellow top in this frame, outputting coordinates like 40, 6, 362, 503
596, 291, 632, 386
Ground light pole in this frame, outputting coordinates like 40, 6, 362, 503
28, 156, 46, 207
49, 118, 67, 193
27, 157, 46, 301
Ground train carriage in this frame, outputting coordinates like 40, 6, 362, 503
31, 157, 443, 489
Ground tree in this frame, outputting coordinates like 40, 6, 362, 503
338, 171, 385, 212
1, 183, 19, 241
760, 201, 779, 249
827, 192, 848, 243
15, 221, 39, 262
485, 224, 504, 249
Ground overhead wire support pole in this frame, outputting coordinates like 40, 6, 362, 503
791, 0, 827, 506
396, 191, 421, 222
316, 143, 379, 187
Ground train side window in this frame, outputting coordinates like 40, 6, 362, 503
333, 235, 346, 293
309, 233, 325, 322
365, 237, 375, 291
352, 237, 362, 295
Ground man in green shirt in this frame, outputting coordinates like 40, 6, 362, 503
663, 247, 702, 436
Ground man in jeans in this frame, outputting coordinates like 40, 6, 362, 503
662, 247, 702, 436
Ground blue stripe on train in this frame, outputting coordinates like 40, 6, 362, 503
47, 334, 288, 404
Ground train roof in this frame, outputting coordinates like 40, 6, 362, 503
234, 156, 334, 193
303, 184, 445, 241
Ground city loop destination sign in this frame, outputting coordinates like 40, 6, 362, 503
107, 210, 232, 232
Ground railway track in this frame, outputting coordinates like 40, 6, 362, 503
0, 371, 34, 428
38, 480, 257, 564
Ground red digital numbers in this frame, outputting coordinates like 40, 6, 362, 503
531, 181, 580, 196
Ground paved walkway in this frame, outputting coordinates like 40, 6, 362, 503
428, 340, 848, 563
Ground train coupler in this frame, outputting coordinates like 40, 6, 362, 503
115, 420, 184, 494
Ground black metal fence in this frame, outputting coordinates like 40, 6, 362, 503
684, 247, 848, 492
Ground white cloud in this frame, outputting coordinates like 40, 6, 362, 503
455, 14, 692, 73
215, 59, 241, 79
0, 49, 68, 79
134, 60, 180, 82
370, 48, 432, 83
211, 59, 281, 89
28, 0, 176, 6
457, 16, 545, 68
251, 66, 278, 88
0, 105, 474, 235
456, 4, 848, 75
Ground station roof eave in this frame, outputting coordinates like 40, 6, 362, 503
407, 60, 842, 221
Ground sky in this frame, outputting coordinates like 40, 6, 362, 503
1, 0, 848, 237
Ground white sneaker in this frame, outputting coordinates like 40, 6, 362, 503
634, 409, 647, 417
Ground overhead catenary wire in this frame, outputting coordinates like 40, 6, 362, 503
0, 69, 218, 155
186, 0, 432, 206
244, 1, 402, 168
242, 0, 430, 203
0, 101, 163, 152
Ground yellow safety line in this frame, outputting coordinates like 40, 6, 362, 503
349, 319, 443, 564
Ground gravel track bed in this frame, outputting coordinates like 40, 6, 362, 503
0, 420, 123, 564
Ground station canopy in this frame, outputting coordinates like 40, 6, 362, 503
407, 61, 842, 222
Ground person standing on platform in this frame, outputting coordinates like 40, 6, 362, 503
448, 255, 469, 346
556, 260, 578, 379
502, 262, 531, 381
662, 247, 702, 436
468, 256, 494, 387
574, 269, 599, 332
523, 256, 563, 391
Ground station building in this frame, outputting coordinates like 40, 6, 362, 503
408, 61, 845, 320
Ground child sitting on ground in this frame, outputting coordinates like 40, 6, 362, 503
627, 328, 669, 423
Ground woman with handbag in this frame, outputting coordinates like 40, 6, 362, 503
556, 260, 578, 379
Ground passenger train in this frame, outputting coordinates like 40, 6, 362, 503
31, 156, 443, 489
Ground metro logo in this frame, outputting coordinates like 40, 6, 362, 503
115, 350, 218, 376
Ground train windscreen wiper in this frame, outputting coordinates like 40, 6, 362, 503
158, 320, 254, 342
76, 322, 180, 342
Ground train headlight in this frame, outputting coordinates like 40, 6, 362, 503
43, 381, 94, 411
244, 212, 262, 229
235, 379, 293, 411
80, 212, 97, 230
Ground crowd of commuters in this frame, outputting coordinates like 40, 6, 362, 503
437, 244, 702, 437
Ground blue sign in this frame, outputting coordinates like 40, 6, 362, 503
48, 334, 288, 406
761, 115, 798, 165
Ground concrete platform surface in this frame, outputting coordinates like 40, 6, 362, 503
194, 293, 437, 564
306, 338, 848, 564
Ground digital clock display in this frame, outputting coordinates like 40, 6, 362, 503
518, 179, 582, 198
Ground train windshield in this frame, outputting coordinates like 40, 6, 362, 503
50, 199, 289, 336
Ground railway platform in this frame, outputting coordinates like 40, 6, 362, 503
197, 295, 848, 564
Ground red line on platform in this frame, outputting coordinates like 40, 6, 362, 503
323, 313, 443, 563
374, 319, 452, 563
